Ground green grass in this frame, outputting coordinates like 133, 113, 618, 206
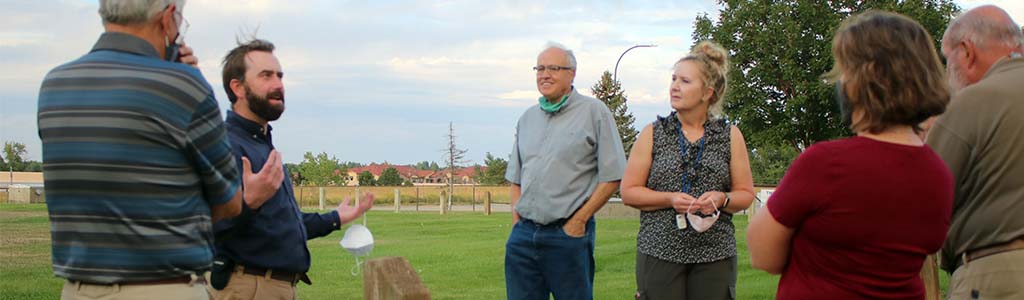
0, 204, 947, 299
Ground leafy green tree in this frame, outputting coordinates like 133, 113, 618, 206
3, 141, 28, 171
476, 152, 508, 185
340, 161, 364, 169
296, 152, 346, 186
591, 71, 638, 157
25, 161, 42, 172
377, 167, 403, 186
430, 161, 440, 171
415, 161, 437, 170
357, 170, 376, 186
283, 163, 305, 185
693, 0, 959, 184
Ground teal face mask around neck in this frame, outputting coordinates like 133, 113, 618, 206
538, 94, 569, 113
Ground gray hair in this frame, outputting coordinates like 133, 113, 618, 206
99, 0, 185, 25
944, 7, 1024, 51
542, 41, 577, 69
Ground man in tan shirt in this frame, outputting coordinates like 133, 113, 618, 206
926, 5, 1024, 300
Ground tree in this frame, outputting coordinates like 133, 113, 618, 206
296, 152, 346, 186
3, 141, 28, 172
377, 167, 403, 186
340, 161, 364, 169
357, 170, 376, 186
283, 163, 305, 185
442, 122, 470, 209
476, 152, 508, 185
591, 71, 638, 157
692, 0, 959, 184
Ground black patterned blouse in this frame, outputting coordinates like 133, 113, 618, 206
637, 113, 736, 264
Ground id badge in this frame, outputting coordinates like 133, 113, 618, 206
675, 214, 687, 229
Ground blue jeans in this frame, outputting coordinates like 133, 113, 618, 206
505, 217, 596, 300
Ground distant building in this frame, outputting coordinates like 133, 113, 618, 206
345, 163, 485, 186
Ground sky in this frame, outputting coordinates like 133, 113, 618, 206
2, 0, 1022, 166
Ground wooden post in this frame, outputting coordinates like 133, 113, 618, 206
471, 185, 476, 212
363, 256, 430, 300
394, 189, 400, 213
484, 191, 491, 216
920, 254, 941, 300
415, 187, 420, 212
439, 191, 446, 215
319, 187, 325, 210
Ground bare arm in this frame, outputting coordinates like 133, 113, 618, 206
747, 205, 795, 274
211, 189, 242, 223
621, 124, 694, 211
722, 125, 756, 213
562, 180, 620, 237
510, 183, 521, 224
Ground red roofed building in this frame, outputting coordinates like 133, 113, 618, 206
344, 163, 485, 186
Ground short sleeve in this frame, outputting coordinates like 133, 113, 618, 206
595, 106, 627, 182
505, 121, 523, 184
187, 96, 240, 206
925, 100, 974, 190
767, 143, 831, 228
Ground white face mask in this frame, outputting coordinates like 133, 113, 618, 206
340, 224, 374, 275
686, 201, 720, 233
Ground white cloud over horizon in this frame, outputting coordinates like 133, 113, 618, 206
2, 0, 1022, 165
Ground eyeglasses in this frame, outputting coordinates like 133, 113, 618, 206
533, 65, 574, 73
175, 13, 189, 44
167, 5, 190, 43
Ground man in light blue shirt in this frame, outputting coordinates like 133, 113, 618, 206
504, 42, 627, 300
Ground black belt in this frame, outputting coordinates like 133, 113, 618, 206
240, 265, 311, 285
73, 275, 205, 286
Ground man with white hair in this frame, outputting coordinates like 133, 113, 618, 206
504, 42, 626, 300
37, 0, 255, 299
926, 4, 1024, 299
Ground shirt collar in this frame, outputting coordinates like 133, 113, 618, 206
984, 55, 1024, 80
541, 87, 578, 114
227, 110, 273, 137
91, 32, 161, 59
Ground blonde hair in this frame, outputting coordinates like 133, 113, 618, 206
676, 41, 730, 117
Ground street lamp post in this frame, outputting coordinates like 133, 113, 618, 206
613, 44, 657, 82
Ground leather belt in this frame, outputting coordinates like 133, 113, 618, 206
240, 265, 311, 285
962, 238, 1024, 265
73, 275, 205, 286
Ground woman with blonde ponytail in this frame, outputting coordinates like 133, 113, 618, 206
621, 41, 756, 299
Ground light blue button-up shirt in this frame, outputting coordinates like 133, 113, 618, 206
506, 88, 627, 224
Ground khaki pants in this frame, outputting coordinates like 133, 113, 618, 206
61, 279, 208, 300
208, 267, 295, 300
949, 249, 1024, 300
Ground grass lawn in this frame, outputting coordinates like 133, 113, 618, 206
1, 204, 947, 299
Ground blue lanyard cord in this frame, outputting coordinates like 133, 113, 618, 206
675, 121, 705, 194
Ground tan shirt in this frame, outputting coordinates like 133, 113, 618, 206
927, 56, 1024, 272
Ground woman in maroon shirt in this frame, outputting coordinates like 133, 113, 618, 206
747, 10, 953, 300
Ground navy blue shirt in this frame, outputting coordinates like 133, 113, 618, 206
215, 110, 341, 273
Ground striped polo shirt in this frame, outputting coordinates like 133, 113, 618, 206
37, 32, 240, 283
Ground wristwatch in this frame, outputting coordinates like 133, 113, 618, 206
720, 192, 731, 209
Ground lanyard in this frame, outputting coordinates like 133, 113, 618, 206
675, 120, 705, 194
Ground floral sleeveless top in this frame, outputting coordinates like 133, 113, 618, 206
637, 113, 736, 264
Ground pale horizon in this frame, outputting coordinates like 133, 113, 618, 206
2, 0, 1021, 165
